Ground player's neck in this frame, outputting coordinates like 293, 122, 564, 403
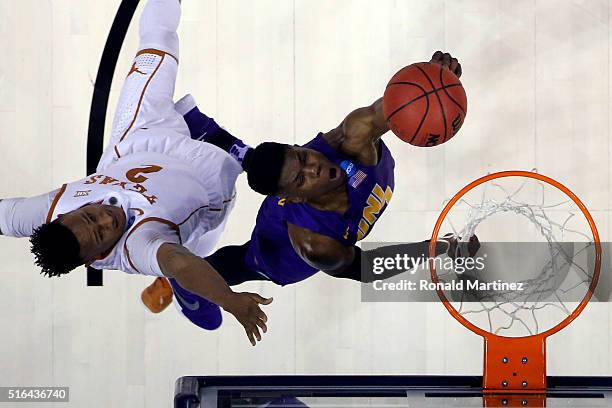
306, 183, 348, 213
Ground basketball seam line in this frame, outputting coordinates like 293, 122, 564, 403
387, 81, 462, 89
385, 81, 428, 121
385, 82, 462, 112
384, 81, 430, 144
439, 68, 466, 116
414, 64, 448, 144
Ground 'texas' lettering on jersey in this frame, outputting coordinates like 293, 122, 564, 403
357, 183, 393, 241
84, 165, 162, 205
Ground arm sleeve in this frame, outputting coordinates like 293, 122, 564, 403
0, 190, 57, 238
138, 0, 181, 57
125, 221, 181, 277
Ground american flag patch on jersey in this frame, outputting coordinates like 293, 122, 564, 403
349, 170, 367, 188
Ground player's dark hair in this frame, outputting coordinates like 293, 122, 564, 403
30, 221, 83, 277
244, 142, 289, 196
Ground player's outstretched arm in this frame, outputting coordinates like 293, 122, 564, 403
323, 98, 389, 162
288, 223, 468, 282
157, 243, 272, 345
0, 194, 53, 238
323, 51, 462, 162
287, 223, 355, 273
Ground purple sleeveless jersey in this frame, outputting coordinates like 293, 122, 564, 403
245, 133, 395, 285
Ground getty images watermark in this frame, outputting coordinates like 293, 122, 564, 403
370, 253, 523, 292
360, 241, 603, 303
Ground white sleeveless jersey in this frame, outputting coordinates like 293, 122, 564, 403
47, 132, 241, 275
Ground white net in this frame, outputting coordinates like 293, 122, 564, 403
435, 171, 598, 337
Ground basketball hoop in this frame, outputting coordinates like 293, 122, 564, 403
429, 170, 602, 393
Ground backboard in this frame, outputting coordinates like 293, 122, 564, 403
174, 375, 612, 408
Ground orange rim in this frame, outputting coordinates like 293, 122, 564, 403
428, 170, 602, 341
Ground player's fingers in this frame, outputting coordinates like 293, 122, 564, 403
256, 308, 268, 324
431, 50, 443, 61
245, 321, 262, 341
456, 63, 462, 78
245, 328, 256, 346
255, 317, 268, 333
248, 293, 273, 305
449, 58, 459, 73
251, 324, 262, 342
442, 53, 452, 68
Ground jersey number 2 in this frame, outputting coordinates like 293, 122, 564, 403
125, 165, 163, 183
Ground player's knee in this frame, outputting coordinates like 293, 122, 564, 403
139, 30, 179, 55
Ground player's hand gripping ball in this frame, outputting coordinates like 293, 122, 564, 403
383, 51, 467, 147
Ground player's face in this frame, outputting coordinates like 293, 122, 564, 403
278, 146, 345, 199
58, 204, 127, 263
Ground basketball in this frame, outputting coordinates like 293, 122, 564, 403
383, 62, 467, 147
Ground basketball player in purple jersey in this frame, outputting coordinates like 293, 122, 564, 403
142, 52, 464, 338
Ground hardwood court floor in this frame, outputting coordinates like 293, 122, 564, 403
0, 1, 610, 407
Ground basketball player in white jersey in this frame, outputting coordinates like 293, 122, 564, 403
0, 0, 271, 346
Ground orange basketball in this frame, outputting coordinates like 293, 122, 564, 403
383, 62, 467, 147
